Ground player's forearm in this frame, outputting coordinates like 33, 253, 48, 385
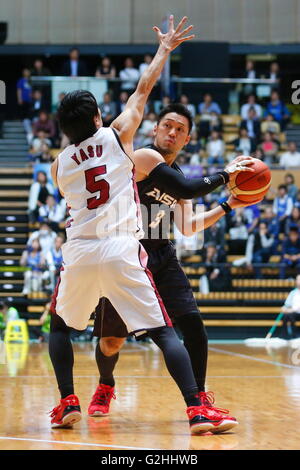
136, 44, 170, 96
149, 163, 229, 200
191, 205, 226, 235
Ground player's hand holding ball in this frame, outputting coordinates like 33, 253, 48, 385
227, 157, 271, 205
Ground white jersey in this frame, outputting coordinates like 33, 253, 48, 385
57, 127, 143, 240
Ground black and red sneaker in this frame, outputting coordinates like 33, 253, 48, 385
49, 394, 81, 428
198, 391, 238, 433
187, 405, 238, 435
88, 384, 116, 417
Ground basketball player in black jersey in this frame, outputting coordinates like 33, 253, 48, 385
90, 103, 253, 429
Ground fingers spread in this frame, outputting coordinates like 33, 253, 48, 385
175, 16, 188, 33
169, 14, 174, 31
178, 24, 194, 37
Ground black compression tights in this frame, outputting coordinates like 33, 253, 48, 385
49, 314, 75, 399
97, 326, 200, 407
175, 313, 208, 392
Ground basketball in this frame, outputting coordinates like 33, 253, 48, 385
228, 158, 271, 203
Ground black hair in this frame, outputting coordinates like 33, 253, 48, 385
157, 103, 193, 134
289, 227, 299, 234
57, 90, 99, 144
278, 184, 287, 191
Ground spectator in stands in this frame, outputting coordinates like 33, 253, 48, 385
294, 190, 300, 210
31, 143, 53, 183
232, 128, 256, 156
228, 207, 248, 254
198, 93, 221, 115
244, 59, 256, 79
17, 68, 32, 116
32, 110, 55, 143
45, 234, 64, 291
0, 301, 19, 339
261, 113, 281, 136
268, 61, 281, 85
29, 89, 48, 120
280, 227, 300, 279
135, 111, 157, 147
285, 207, 300, 235
31, 58, 51, 76
28, 222, 56, 256
99, 92, 117, 127
20, 238, 47, 295
119, 57, 140, 94
199, 243, 230, 293
240, 107, 261, 141
258, 131, 279, 165
38, 194, 65, 231
204, 218, 226, 252
28, 171, 54, 223
62, 47, 88, 77
95, 56, 116, 78
206, 130, 224, 165
116, 91, 129, 114
30, 130, 52, 155
264, 90, 290, 130
281, 274, 300, 338
284, 173, 298, 201
139, 54, 153, 75
244, 203, 260, 234
179, 94, 196, 118
250, 222, 275, 278
273, 184, 293, 232
260, 206, 280, 240
209, 111, 223, 134
185, 130, 202, 164
240, 94, 262, 120
280, 142, 300, 169
17, 68, 32, 140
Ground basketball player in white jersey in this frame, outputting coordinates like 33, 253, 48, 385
49, 16, 252, 434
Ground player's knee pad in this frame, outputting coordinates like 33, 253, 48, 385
176, 313, 208, 344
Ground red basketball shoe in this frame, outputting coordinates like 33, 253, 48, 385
49, 394, 81, 428
187, 404, 238, 435
88, 384, 116, 417
199, 391, 238, 433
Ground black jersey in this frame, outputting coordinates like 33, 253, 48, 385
137, 144, 183, 251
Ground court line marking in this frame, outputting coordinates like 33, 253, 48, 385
208, 346, 300, 370
0, 374, 290, 379
0, 436, 159, 450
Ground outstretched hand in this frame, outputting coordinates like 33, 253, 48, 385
153, 15, 195, 52
227, 194, 262, 209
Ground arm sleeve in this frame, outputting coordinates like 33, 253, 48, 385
148, 162, 229, 200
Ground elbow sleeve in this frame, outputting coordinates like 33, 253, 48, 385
148, 163, 229, 200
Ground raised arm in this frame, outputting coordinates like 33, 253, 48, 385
111, 15, 194, 150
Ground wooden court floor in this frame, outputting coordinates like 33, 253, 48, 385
0, 340, 300, 450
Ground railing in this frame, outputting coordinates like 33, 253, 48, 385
31, 76, 278, 113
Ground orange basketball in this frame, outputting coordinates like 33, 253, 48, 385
228, 158, 271, 203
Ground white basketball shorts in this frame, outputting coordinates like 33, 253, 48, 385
50, 236, 171, 333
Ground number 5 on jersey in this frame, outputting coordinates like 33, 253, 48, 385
85, 165, 110, 210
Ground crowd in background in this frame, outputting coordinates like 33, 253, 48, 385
6, 52, 300, 296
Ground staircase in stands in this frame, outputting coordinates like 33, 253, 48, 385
0, 120, 28, 167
